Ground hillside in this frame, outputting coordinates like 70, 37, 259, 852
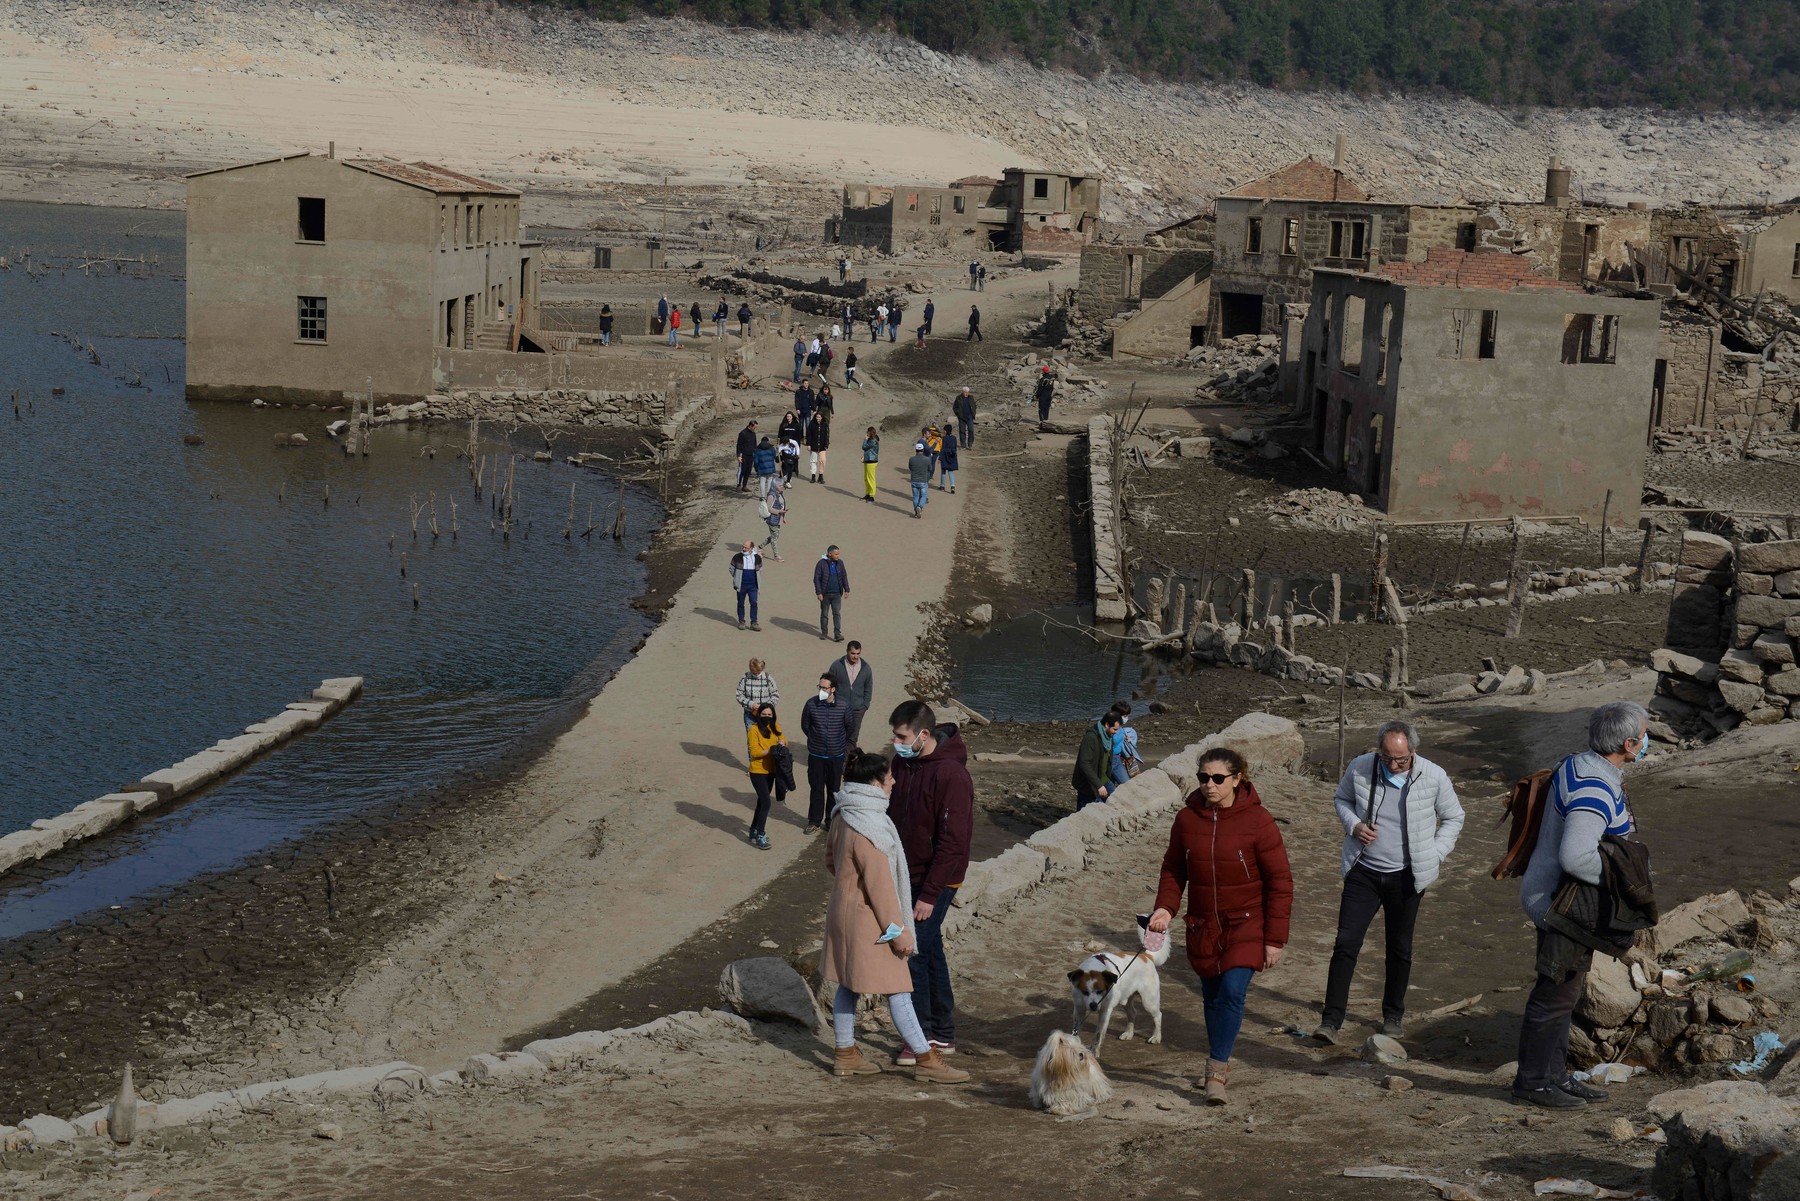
532, 0, 1800, 110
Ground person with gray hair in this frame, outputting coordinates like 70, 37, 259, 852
1509, 700, 1649, 1109
1312, 719, 1464, 1045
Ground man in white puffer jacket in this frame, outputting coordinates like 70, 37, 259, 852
1312, 720, 1465, 1044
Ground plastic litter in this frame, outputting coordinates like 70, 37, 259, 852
1572, 1062, 1640, 1085
1728, 1030, 1786, 1075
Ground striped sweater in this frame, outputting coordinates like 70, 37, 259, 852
1519, 750, 1633, 928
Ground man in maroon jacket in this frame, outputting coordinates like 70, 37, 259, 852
887, 700, 974, 1062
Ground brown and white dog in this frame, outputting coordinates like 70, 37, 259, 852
1029, 1030, 1113, 1116
1067, 919, 1171, 1054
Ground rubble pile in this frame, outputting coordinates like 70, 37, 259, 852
1001, 353, 1107, 405
1261, 487, 1378, 531
1570, 888, 1794, 1073
1654, 531, 1800, 737
1655, 426, 1800, 464
1193, 337, 1282, 405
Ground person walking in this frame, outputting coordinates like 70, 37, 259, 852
689, 301, 703, 339
921, 425, 943, 481
806, 334, 822, 377
667, 305, 682, 348
844, 347, 861, 389
714, 297, 730, 340
1107, 702, 1141, 794
752, 435, 779, 498
967, 305, 982, 342
821, 340, 836, 381
976, 262, 987, 291
815, 383, 836, 425
598, 304, 614, 346
779, 433, 802, 489
734, 657, 778, 729
968, 260, 979, 291
886, 700, 974, 1061
1072, 708, 1122, 810
801, 673, 853, 833
761, 483, 788, 560
806, 411, 831, 484
745, 701, 787, 850
822, 750, 969, 1083
1312, 721, 1465, 1045
1510, 701, 1650, 1110
906, 441, 932, 518
795, 379, 815, 435
1147, 747, 1293, 1105
875, 303, 889, 344
656, 293, 670, 332
814, 544, 849, 641
730, 542, 765, 632
922, 298, 935, 336
778, 408, 802, 448
738, 301, 753, 338
938, 427, 960, 493
826, 639, 875, 748
837, 255, 850, 284
734, 419, 759, 492
860, 426, 880, 503
952, 386, 976, 448
1034, 367, 1056, 425
887, 301, 901, 343
791, 336, 806, 384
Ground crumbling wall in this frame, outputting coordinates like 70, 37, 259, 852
1076, 245, 1211, 316
1657, 314, 1723, 428
1653, 531, 1800, 737
1651, 206, 1744, 297
1470, 203, 1650, 282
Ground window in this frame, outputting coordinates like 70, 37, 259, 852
1280, 218, 1300, 256
1033, 177, 1049, 199
906, 194, 918, 212
1562, 313, 1619, 364
297, 296, 327, 342
297, 197, 325, 242
476, 204, 484, 244
1791, 242, 1799, 276
953, 195, 965, 214
464, 205, 474, 247
930, 195, 942, 213
1455, 222, 1477, 251
1670, 236, 1696, 272
1329, 220, 1368, 260
1340, 295, 1365, 374
1246, 217, 1263, 254
440, 204, 449, 251
1442, 308, 1498, 360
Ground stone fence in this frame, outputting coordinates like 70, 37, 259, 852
1088, 416, 1129, 622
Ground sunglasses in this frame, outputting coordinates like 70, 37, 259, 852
1199, 772, 1236, 785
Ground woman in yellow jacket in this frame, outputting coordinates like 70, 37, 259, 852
746, 701, 787, 850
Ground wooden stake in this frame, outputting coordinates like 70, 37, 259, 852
1634, 518, 1654, 591
1240, 568, 1256, 628
411, 581, 420, 609
1371, 530, 1390, 623
1283, 599, 1297, 653
1329, 572, 1342, 625
323, 482, 330, 506
400, 552, 407, 578
1504, 515, 1528, 639
1599, 488, 1612, 567
611, 479, 627, 540
1336, 660, 1348, 778
450, 496, 459, 540
1451, 521, 1472, 589
428, 493, 439, 540
564, 482, 576, 539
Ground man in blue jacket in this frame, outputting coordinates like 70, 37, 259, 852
813, 545, 850, 642
800, 672, 853, 833
752, 436, 779, 498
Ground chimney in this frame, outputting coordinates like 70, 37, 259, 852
1545, 155, 1571, 208
328, 140, 336, 160
1333, 134, 1346, 172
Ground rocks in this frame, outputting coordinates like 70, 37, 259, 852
1381, 1074, 1414, 1092
1649, 1081, 1800, 1201
718, 957, 823, 1030
520, 1030, 618, 1071
1196, 711, 1305, 777
1578, 954, 1641, 1028
1710, 992, 1754, 1026
19, 1114, 78, 1145
1655, 537, 1800, 736
1737, 539, 1800, 575
1362, 1034, 1407, 1065
964, 603, 992, 627
273, 432, 308, 447
463, 1051, 547, 1084
315, 1122, 343, 1140
1653, 647, 1708, 677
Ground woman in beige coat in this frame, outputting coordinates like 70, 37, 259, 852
822, 751, 969, 1084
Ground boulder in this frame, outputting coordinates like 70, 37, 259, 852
1767, 669, 1800, 697
965, 603, 993, 627
1649, 1081, 1800, 1201
1710, 992, 1754, 1026
20, 1114, 78, 1144
1718, 680, 1765, 714
1776, 570, 1800, 598
1653, 648, 1708, 678
718, 957, 824, 1030
1736, 594, 1800, 630
520, 1030, 618, 1071
1719, 650, 1767, 684
1578, 954, 1641, 1028
1195, 712, 1305, 777
1680, 531, 1734, 570
1752, 634, 1796, 667
463, 1051, 546, 1084
1736, 539, 1800, 575
1653, 891, 1749, 956
1410, 672, 1475, 698
1362, 1034, 1407, 1065
1495, 664, 1529, 695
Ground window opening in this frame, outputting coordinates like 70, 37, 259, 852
297, 197, 325, 242
297, 296, 327, 341
1443, 308, 1499, 360
1246, 217, 1263, 254
1562, 313, 1619, 364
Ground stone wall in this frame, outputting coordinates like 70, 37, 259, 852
1653, 531, 1800, 737
1087, 416, 1129, 622
427, 388, 679, 434
1075, 245, 1212, 317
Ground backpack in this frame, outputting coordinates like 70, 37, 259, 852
1491, 764, 1558, 880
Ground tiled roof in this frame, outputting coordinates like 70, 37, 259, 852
949, 176, 1002, 187
1222, 156, 1371, 203
1364, 247, 1582, 291
345, 159, 517, 196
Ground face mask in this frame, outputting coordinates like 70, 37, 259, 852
818, 689, 831, 702
1633, 734, 1648, 761
1382, 765, 1407, 786
893, 736, 920, 759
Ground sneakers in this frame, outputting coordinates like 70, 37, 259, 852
928, 1039, 956, 1056
912, 1049, 969, 1084
894, 1047, 918, 1067
1513, 1085, 1586, 1109
748, 831, 771, 850
1382, 1017, 1405, 1039
804, 824, 821, 836
737, 620, 747, 630
833, 634, 844, 643
1311, 1024, 1340, 1046
950, 486, 956, 494
749, 621, 762, 631
1558, 1076, 1611, 1103
833, 1045, 882, 1077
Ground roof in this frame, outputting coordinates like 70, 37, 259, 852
1222, 156, 1371, 203
345, 159, 517, 196
1353, 247, 1582, 292
948, 176, 1002, 188
183, 152, 312, 180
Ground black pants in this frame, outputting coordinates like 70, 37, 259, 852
749, 772, 779, 836
807, 754, 845, 827
1037, 398, 1051, 423
845, 707, 866, 750
967, 323, 982, 341
737, 458, 752, 490
957, 418, 973, 448
1514, 930, 1589, 1091
1320, 865, 1421, 1029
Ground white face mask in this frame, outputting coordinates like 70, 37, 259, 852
818, 689, 831, 702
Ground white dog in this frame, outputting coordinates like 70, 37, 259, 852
1029, 1030, 1113, 1116
1066, 918, 1172, 1054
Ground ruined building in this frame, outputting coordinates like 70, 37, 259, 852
1076, 212, 1215, 359
830, 169, 1101, 254
1297, 247, 1660, 523
186, 151, 541, 403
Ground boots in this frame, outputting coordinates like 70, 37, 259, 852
912, 1049, 970, 1084
1203, 1058, 1230, 1106
833, 1045, 882, 1077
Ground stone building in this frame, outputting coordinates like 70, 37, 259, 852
1296, 247, 1660, 522
831, 169, 1101, 254
186, 151, 541, 403
1209, 154, 1474, 342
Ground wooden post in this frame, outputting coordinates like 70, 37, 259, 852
1283, 599, 1296, 653
323, 482, 330, 506
1504, 515, 1528, 639
1451, 521, 1472, 589
611, 479, 627, 540
564, 482, 576, 540
450, 496, 459, 540
1336, 660, 1349, 778
399, 552, 407, 578
1634, 518, 1654, 592
1185, 597, 1204, 651
1240, 568, 1256, 628
1170, 583, 1187, 639
1599, 488, 1612, 567
1398, 623, 1410, 688
1329, 572, 1342, 625
1371, 531, 1390, 623
411, 581, 420, 609
1146, 577, 1166, 632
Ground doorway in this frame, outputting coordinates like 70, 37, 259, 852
1218, 292, 1263, 339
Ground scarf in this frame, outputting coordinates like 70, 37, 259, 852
830, 782, 914, 937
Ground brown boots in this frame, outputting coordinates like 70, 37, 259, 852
912, 1048, 970, 1084
1203, 1058, 1231, 1105
834, 1045, 882, 1077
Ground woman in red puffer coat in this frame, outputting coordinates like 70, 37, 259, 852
1148, 746, 1293, 1106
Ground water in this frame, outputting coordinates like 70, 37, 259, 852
947, 607, 1169, 722
0, 202, 660, 935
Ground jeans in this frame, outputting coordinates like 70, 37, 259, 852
806, 754, 844, 828
749, 771, 777, 836
819, 593, 843, 639
957, 419, 973, 447
758, 473, 778, 498
736, 585, 758, 624
793, 356, 804, 383
599, 331, 611, 345
1514, 930, 1589, 1091
887, 320, 898, 342
910, 481, 928, 511
941, 469, 956, 489
846, 368, 859, 388
716, 319, 727, 338
1109, 761, 1132, 789
667, 328, 680, 346
909, 885, 958, 1042
1321, 865, 1422, 1030
834, 985, 929, 1055
1201, 966, 1255, 1062
1076, 791, 1101, 810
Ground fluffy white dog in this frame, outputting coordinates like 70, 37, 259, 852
1029, 1030, 1114, 1116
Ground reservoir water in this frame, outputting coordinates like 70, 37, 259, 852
0, 202, 660, 937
